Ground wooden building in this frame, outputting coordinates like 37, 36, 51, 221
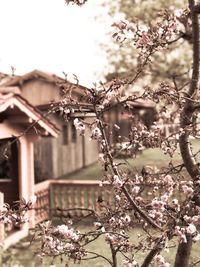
0, 70, 99, 182
103, 99, 156, 146
0, 93, 58, 247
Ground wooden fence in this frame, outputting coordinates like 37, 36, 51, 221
34, 180, 114, 224
34, 180, 51, 224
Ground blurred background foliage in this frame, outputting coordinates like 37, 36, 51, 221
104, 0, 191, 91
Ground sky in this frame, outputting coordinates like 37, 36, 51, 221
0, 0, 112, 87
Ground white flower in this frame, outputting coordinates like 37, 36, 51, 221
94, 222, 102, 228
186, 224, 196, 235
192, 216, 199, 223
100, 227, 105, 232
64, 243, 75, 250
123, 215, 131, 224
91, 127, 102, 140
193, 233, 200, 242
154, 255, 170, 267
29, 195, 37, 205
109, 217, 116, 224
57, 224, 69, 235
164, 175, 173, 185
132, 186, 140, 194
160, 193, 169, 202
44, 235, 56, 249
182, 185, 194, 196
113, 175, 123, 188
74, 118, 85, 131
115, 195, 121, 201
172, 198, 178, 205
57, 225, 79, 241
123, 259, 138, 267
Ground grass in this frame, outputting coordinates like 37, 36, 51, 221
62, 139, 200, 181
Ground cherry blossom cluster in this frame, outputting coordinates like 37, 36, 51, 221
36, 221, 87, 262
123, 259, 138, 267
112, 10, 182, 60
74, 118, 85, 134
175, 224, 200, 243
90, 126, 102, 140
127, 122, 165, 151
89, 79, 128, 110
0, 196, 37, 228
154, 254, 170, 267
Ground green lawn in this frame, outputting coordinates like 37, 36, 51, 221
62, 139, 200, 181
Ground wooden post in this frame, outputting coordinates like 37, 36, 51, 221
19, 136, 37, 228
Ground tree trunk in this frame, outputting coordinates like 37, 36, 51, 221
141, 236, 169, 267
110, 243, 117, 267
176, 1, 200, 266
174, 236, 193, 267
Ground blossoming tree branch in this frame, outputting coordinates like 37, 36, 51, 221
1, 0, 200, 267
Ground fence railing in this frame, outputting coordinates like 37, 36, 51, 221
34, 180, 114, 223
49, 180, 113, 218
34, 180, 51, 225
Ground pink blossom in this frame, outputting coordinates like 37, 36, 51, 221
186, 224, 196, 235
113, 175, 123, 188
64, 243, 75, 250
115, 195, 121, 201
123, 215, 131, 224
57, 224, 69, 235
154, 255, 170, 267
175, 226, 187, 243
123, 259, 138, 267
152, 198, 165, 211
94, 222, 102, 228
132, 186, 140, 194
29, 195, 37, 205
109, 217, 115, 224
57, 224, 80, 241
193, 233, 200, 242
164, 175, 173, 185
91, 127, 102, 140
182, 184, 194, 196
172, 198, 178, 205
74, 118, 85, 132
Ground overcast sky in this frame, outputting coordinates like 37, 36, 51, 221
0, 0, 112, 87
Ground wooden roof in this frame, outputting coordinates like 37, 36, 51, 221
0, 69, 65, 86
0, 69, 88, 97
126, 99, 155, 109
0, 93, 59, 137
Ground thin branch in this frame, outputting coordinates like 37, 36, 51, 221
95, 107, 162, 230
189, 259, 200, 267
83, 251, 113, 266
141, 236, 167, 267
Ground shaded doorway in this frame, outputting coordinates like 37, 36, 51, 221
0, 138, 19, 205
